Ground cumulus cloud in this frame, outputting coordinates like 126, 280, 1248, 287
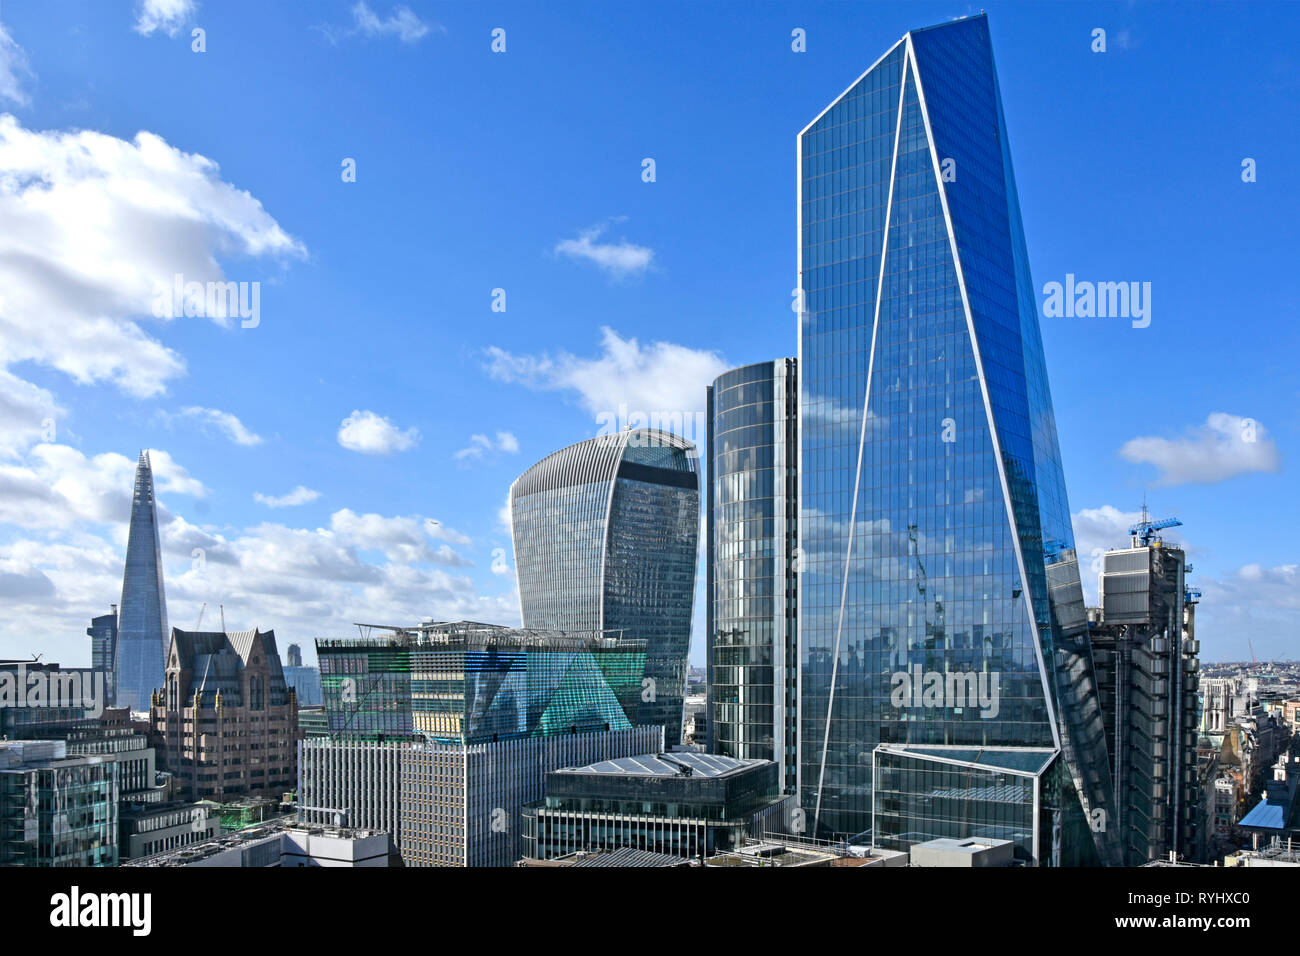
173, 406, 263, 446
337, 409, 420, 455
253, 485, 321, 508
454, 430, 519, 463
0, 21, 32, 106
0, 444, 205, 530
134, 0, 196, 37
0, 369, 60, 457
484, 326, 727, 432
0, 114, 304, 415
1196, 563, 1299, 661
351, 2, 436, 43
1119, 413, 1281, 486
330, 508, 471, 566
554, 220, 654, 279
0, 451, 513, 663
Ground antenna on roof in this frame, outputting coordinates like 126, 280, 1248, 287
220, 604, 225, 633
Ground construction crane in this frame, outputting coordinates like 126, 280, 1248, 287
194, 602, 206, 630
1129, 505, 1182, 547
1184, 588, 1201, 605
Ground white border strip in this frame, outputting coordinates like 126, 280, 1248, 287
906, 36, 1062, 750
812, 45, 910, 834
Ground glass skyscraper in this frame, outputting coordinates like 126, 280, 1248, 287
115, 451, 169, 713
706, 360, 799, 792
511, 429, 700, 745
797, 14, 1118, 864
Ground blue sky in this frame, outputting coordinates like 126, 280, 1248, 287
0, 0, 1295, 667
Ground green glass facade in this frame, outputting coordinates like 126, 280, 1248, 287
317, 624, 646, 744
0, 742, 118, 867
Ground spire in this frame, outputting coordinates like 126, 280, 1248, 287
115, 448, 169, 713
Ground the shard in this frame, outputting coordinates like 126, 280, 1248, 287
115, 450, 169, 713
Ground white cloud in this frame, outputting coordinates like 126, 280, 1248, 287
1196, 563, 1299, 661
453, 430, 519, 463
0, 369, 60, 457
0, 440, 516, 663
330, 508, 470, 566
1071, 505, 1141, 605
0, 443, 205, 530
134, 0, 196, 37
337, 409, 420, 455
351, 2, 436, 43
0, 22, 32, 106
0, 509, 506, 663
485, 326, 727, 431
1119, 413, 1281, 486
253, 485, 321, 508
174, 406, 263, 446
555, 221, 654, 279
0, 114, 304, 411
497, 489, 512, 535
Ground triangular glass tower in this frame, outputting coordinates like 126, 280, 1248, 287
797, 14, 1119, 864
115, 450, 169, 712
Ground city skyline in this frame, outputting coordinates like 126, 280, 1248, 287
0, 1, 1295, 671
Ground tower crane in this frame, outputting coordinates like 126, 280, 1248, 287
1128, 505, 1182, 547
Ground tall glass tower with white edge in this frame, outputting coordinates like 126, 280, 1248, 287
510, 429, 700, 747
115, 450, 170, 713
796, 14, 1119, 865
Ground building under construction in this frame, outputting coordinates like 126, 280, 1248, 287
1088, 513, 1206, 864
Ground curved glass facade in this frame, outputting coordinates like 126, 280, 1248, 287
706, 360, 798, 791
511, 430, 700, 744
115, 451, 169, 713
797, 15, 1117, 862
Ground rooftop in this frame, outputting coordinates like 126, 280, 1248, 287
319, 621, 641, 652
560, 751, 763, 778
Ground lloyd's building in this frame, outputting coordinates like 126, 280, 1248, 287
793, 14, 1119, 865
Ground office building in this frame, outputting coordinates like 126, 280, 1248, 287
796, 14, 1117, 863
119, 801, 221, 861
706, 359, 799, 791
511, 429, 700, 745
87, 607, 118, 707
0, 740, 118, 866
64, 720, 165, 805
1088, 520, 1207, 864
909, 836, 1015, 867
522, 751, 791, 862
0, 660, 104, 740
150, 627, 301, 802
300, 621, 662, 866
124, 817, 388, 867
284, 665, 322, 707
116, 451, 170, 713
